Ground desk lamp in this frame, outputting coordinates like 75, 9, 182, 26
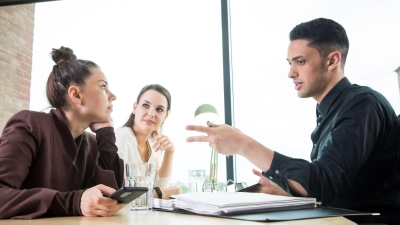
194, 104, 219, 192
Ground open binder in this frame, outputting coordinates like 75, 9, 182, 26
153, 192, 376, 222
174, 192, 317, 216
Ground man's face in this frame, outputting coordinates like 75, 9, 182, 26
287, 39, 329, 102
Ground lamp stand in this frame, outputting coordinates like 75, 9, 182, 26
209, 148, 218, 191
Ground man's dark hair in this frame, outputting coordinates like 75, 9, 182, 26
289, 18, 349, 70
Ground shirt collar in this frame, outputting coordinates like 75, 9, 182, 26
317, 77, 351, 118
51, 108, 83, 162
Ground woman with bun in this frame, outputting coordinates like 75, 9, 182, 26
0, 46, 125, 219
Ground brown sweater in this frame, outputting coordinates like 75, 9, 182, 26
0, 109, 124, 219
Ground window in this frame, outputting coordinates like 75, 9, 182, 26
30, 0, 400, 190
230, 0, 400, 185
30, 0, 226, 192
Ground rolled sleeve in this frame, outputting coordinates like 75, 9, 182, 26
263, 151, 311, 197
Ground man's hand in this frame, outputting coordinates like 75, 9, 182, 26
186, 124, 246, 156
186, 124, 275, 172
154, 186, 182, 199
252, 169, 290, 196
80, 184, 125, 217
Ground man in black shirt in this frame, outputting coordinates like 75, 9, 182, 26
186, 18, 400, 223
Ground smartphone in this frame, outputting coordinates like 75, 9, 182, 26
108, 187, 149, 204
237, 183, 261, 193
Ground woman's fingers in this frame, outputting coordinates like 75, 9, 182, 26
151, 135, 174, 152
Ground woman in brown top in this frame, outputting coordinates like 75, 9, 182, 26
0, 47, 125, 219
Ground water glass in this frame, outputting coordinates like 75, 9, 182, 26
125, 162, 156, 211
188, 169, 206, 192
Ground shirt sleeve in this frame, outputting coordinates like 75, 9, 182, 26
154, 174, 172, 189
153, 150, 171, 189
94, 127, 124, 189
0, 111, 79, 219
264, 94, 384, 204
262, 152, 298, 196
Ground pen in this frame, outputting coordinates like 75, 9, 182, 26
207, 121, 230, 158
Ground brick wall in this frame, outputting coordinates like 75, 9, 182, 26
0, 4, 34, 133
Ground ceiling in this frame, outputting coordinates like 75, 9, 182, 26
0, 0, 60, 7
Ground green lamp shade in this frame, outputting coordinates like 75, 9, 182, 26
194, 104, 219, 123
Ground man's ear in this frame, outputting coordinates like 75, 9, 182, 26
68, 85, 82, 105
327, 51, 341, 70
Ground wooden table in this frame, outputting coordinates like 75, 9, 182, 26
1, 205, 356, 225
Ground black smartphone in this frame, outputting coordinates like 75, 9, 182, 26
237, 183, 261, 192
108, 187, 149, 204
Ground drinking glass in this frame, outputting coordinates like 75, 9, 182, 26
187, 169, 206, 192
125, 162, 156, 211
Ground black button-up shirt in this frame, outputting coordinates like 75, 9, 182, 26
263, 77, 400, 212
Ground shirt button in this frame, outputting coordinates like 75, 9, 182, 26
314, 144, 316, 147
275, 170, 279, 174
317, 123, 320, 126
269, 176, 273, 180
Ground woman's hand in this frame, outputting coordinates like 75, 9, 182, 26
151, 130, 175, 152
80, 184, 125, 217
89, 120, 114, 132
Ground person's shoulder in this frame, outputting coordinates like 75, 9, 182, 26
345, 84, 386, 101
347, 83, 373, 93
115, 126, 133, 136
115, 127, 137, 145
344, 84, 395, 112
9, 109, 50, 122
2, 110, 52, 137
13, 109, 46, 116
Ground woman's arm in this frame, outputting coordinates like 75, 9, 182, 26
95, 127, 124, 188
151, 130, 182, 198
0, 111, 81, 219
151, 130, 174, 188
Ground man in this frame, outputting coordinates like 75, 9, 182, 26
186, 18, 400, 223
